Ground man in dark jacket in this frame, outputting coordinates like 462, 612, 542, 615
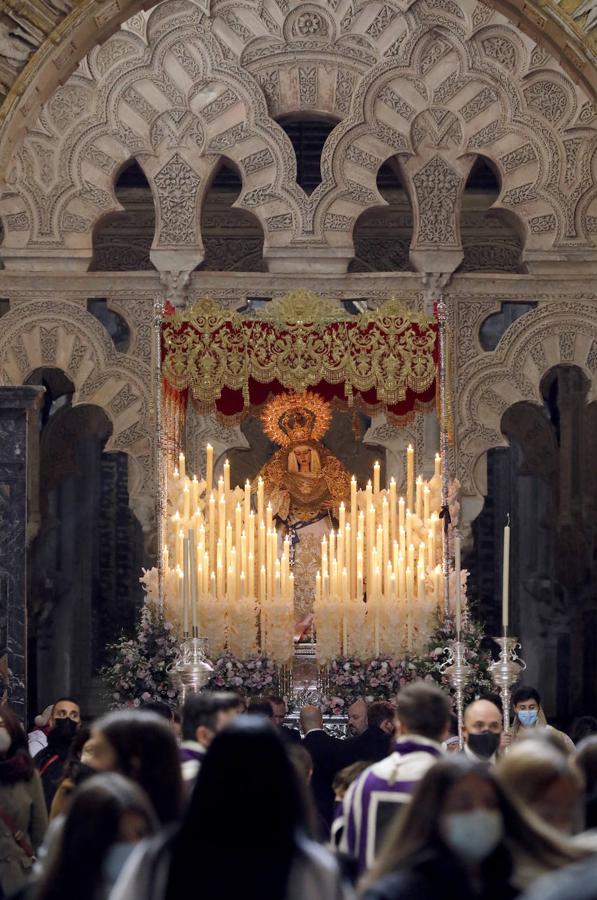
300, 705, 345, 833
339, 701, 396, 767
33, 697, 81, 810
268, 695, 301, 744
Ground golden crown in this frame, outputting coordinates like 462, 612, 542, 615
261, 391, 332, 448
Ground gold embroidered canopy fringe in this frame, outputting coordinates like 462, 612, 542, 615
161, 291, 438, 430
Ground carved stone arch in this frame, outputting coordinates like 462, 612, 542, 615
521, 69, 579, 132
0, 299, 153, 530
3, 0, 597, 189
469, 23, 529, 76
310, 57, 417, 240
402, 20, 468, 74
462, 150, 536, 249
0, 6, 307, 271
457, 301, 597, 507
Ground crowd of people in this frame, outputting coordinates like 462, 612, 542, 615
0, 683, 594, 897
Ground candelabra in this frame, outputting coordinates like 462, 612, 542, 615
168, 635, 214, 704
441, 639, 471, 750
489, 635, 526, 733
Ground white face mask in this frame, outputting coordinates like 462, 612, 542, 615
441, 809, 503, 864
0, 728, 11, 754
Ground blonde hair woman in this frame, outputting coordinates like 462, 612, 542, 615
496, 738, 585, 835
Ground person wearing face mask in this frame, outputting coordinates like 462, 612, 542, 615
462, 699, 504, 765
0, 705, 47, 895
361, 757, 589, 900
16, 772, 157, 900
33, 698, 81, 811
512, 687, 574, 752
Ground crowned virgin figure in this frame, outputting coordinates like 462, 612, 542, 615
254, 392, 351, 631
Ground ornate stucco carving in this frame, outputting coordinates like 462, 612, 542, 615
0, 0, 596, 275
456, 300, 597, 506
0, 297, 155, 536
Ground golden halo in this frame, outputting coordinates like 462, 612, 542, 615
261, 391, 332, 448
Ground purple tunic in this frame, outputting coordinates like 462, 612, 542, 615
339, 735, 443, 872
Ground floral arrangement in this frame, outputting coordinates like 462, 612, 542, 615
101, 601, 180, 708
419, 612, 494, 699
102, 602, 284, 708
103, 599, 493, 713
207, 652, 280, 696
320, 612, 494, 714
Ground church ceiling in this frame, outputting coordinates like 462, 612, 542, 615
2, 0, 597, 274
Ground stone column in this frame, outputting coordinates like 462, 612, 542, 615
0, 386, 43, 718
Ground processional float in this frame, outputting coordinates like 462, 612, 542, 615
148, 290, 523, 735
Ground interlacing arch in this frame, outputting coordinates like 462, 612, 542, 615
1, 0, 597, 273
0, 299, 153, 527
456, 301, 597, 502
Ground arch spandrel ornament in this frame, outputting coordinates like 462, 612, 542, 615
456, 301, 597, 510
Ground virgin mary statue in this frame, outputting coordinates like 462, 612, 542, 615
254, 392, 351, 629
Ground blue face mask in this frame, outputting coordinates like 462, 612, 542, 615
518, 710, 538, 728
102, 842, 137, 885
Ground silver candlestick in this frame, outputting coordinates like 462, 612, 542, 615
489, 635, 526, 733
168, 635, 214, 705
441, 639, 472, 750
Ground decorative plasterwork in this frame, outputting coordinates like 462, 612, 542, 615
456, 300, 597, 502
0, 297, 154, 531
1, 0, 597, 275
2, 0, 597, 160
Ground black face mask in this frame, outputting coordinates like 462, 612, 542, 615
48, 718, 78, 751
467, 731, 500, 760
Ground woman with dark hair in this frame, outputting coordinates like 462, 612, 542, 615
0, 705, 47, 894
361, 757, 589, 900
26, 772, 157, 900
90, 711, 182, 826
48, 726, 93, 820
111, 717, 353, 900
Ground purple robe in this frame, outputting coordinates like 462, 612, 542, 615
339, 735, 443, 872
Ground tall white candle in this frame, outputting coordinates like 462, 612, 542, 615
206, 444, 213, 495
423, 484, 430, 524
223, 459, 230, 494
373, 461, 381, 495
415, 476, 423, 520
248, 553, 255, 597
406, 444, 414, 511
183, 537, 190, 635
179, 452, 186, 480
266, 502, 273, 534
502, 517, 511, 630
389, 478, 397, 546
191, 475, 199, 513
257, 477, 264, 523
454, 530, 462, 635
244, 479, 251, 526
188, 528, 198, 631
